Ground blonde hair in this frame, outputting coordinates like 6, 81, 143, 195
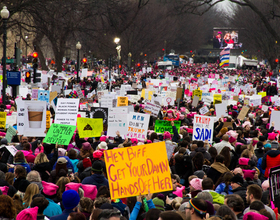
23, 183, 39, 208
34, 153, 49, 165
171, 197, 183, 210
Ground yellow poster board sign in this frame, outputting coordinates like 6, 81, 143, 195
0, 112, 6, 129
101, 76, 105, 83
104, 142, 173, 199
117, 97, 128, 107
258, 92, 266, 98
213, 94, 222, 104
192, 89, 202, 100
46, 111, 51, 129
141, 89, 146, 98
77, 118, 103, 138
148, 91, 154, 101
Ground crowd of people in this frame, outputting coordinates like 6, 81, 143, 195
0, 63, 279, 220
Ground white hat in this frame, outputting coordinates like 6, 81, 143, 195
97, 141, 108, 150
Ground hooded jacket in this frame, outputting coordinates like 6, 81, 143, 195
207, 162, 230, 184
81, 173, 109, 190
261, 150, 280, 178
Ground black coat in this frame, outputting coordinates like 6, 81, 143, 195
14, 177, 30, 192
232, 186, 248, 208
206, 167, 222, 185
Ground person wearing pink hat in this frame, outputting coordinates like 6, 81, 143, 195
16, 206, 38, 220
189, 178, 202, 198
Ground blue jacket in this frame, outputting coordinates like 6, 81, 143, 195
215, 183, 233, 195
50, 209, 74, 220
69, 159, 79, 173
9, 162, 31, 173
44, 198, 62, 218
129, 200, 155, 220
52, 156, 74, 172
82, 173, 109, 190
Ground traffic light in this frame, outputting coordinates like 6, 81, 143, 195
82, 58, 88, 68
137, 63, 140, 67
276, 59, 279, 63
119, 65, 121, 69
25, 71, 31, 84
32, 52, 39, 83
190, 50, 193, 53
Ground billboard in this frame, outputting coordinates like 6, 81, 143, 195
213, 29, 242, 49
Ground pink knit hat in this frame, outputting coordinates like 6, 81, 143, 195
93, 150, 103, 159
189, 178, 202, 191
243, 212, 268, 220
81, 184, 98, 200
100, 136, 107, 142
163, 131, 171, 140
65, 183, 81, 192
268, 133, 277, 141
173, 186, 185, 198
0, 186, 9, 195
242, 169, 255, 180
229, 136, 236, 143
82, 142, 92, 151
131, 138, 138, 146
42, 181, 59, 196
16, 206, 38, 220
239, 157, 250, 166
146, 140, 152, 144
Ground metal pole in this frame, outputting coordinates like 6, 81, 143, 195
26, 41, 27, 58
118, 50, 120, 76
77, 49, 80, 82
2, 19, 7, 105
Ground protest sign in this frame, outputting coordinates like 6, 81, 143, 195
101, 94, 114, 108
55, 98, 79, 126
199, 106, 209, 115
108, 108, 128, 138
154, 120, 181, 134
143, 102, 161, 117
5, 125, 17, 143
250, 95, 262, 106
46, 111, 51, 129
192, 115, 214, 143
213, 94, 222, 104
163, 97, 175, 106
0, 112, 6, 129
17, 101, 47, 137
237, 106, 249, 120
270, 111, 280, 131
49, 91, 57, 103
222, 122, 233, 128
165, 142, 177, 160
77, 118, 103, 138
176, 88, 183, 100
192, 89, 202, 100
38, 90, 50, 103
126, 112, 150, 141
215, 102, 228, 118
90, 107, 109, 130
262, 105, 268, 112
233, 96, 239, 101
258, 91, 267, 98
32, 89, 39, 100
6, 112, 17, 127
43, 123, 76, 145
97, 90, 108, 101
104, 142, 173, 199
117, 97, 128, 107
192, 96, 199, 107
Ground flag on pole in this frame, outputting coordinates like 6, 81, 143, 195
219, 48, 230, 68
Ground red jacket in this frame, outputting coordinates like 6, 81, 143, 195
262, 150, 280, 178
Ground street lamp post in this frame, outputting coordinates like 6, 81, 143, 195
114, 37, 121, 75
76, 41, 81, 82
1, 6, 9, 105
128, 52, 132, 75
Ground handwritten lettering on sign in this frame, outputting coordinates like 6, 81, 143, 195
104, 142, 173, 199
192, 115, 214, 143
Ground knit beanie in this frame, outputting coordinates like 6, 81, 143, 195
92, 150, 103, 159
173, 186, 185, 198
220, 127, 228, 135
42, 181, 59, 196
231, 174, 244, 186
0, 186, 9, 195
82, 142, 92, 151
238, 157, 250, 166
65, 183, 81, 192
194, 170, 205, 179
62, 189, 80, 210
81, 184, 98, 200
163, 131, 171, 140
243, 212, 269, 220
16, 207, 38, 220
83, 158, 92, 169
152, 196, 165, 211
131, 138, 138, 146
229, 136, 236, 143
190, 178, 202, 191
262, 180, 269, 191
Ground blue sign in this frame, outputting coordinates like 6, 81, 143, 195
38, 90, 50, 103
7, 71, 21, 85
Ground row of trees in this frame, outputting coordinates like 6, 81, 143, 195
1, 0, 280, 70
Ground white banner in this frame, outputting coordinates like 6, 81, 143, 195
107, 108, 128, 138
54, 98, 79, 125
